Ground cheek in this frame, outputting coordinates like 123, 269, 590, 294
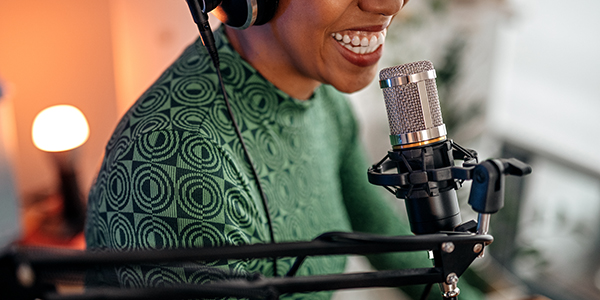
283, 0, 345, 20
274, 1, 346, 39
272, 14, 331, 73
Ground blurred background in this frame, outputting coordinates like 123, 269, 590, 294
0, 0, 598, 299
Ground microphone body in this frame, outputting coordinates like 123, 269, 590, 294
378, 61, 461, 235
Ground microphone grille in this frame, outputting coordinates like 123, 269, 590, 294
379, 60, 443, 136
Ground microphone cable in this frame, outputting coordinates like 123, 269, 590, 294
187, 3, 278, 277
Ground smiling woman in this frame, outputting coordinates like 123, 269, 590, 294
84, 1, 484, 300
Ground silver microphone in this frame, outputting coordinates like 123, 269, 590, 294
379, 60, 447, 149
377, 60, 461, 235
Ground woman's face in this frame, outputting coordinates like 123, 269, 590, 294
266, 0, 406, 95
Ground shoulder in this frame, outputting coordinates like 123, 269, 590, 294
104, 33, 228, 157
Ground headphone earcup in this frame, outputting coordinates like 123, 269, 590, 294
213, 0, 279, 29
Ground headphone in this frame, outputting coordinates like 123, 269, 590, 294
194, 0, 280, 29
186, 0, 278, 67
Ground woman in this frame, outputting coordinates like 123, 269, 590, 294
85, 0, 484, 299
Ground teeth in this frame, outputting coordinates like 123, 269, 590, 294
361, 37, 369, 47
369, 36, 377, 47
332, 29, 387, 55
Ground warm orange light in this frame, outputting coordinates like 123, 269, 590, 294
32, 105, 90, 152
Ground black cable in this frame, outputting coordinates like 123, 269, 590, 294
214, 64, 278, 276
285, 255, 306, 277
187, 2, 278, 276
420, 283, 433, 300
186, 0, 219, 66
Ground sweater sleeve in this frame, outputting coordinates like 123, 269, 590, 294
85, 128, 272, 287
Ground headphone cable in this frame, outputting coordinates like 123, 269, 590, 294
187, 4, 279, 276
214, 63, 279, 277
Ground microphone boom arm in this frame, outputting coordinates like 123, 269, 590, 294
1, 140, 527, 300
2, 232, 492, 300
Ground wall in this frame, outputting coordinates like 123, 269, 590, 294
488, 0, 600, 298
0, 1, 119, 198
108, 0, 199, 116
0, 0, 200, 201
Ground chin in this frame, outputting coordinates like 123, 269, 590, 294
330, 72, 376, 94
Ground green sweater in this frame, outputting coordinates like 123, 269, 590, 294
85, 26, 483, 300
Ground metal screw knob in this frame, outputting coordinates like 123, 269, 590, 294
441, 242, 455, 253
446, 273, 459, 284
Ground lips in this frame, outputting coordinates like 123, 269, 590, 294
331, 28, 387, 67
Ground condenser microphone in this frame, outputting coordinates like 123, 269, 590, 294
377, 60, 462, 235
379, 60, 447, 148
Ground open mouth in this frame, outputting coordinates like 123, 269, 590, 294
331, 29, 387, 55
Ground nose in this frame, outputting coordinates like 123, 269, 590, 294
358, 0, 404, 16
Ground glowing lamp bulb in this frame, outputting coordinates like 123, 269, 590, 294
32, 105, 90, 152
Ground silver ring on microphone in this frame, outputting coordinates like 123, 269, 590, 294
390, 124, 447, 148
379, 69, 437, 89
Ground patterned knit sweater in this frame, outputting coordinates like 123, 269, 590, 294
85, 26, 481, 300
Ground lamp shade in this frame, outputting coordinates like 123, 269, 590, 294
32, 105, 89, 152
